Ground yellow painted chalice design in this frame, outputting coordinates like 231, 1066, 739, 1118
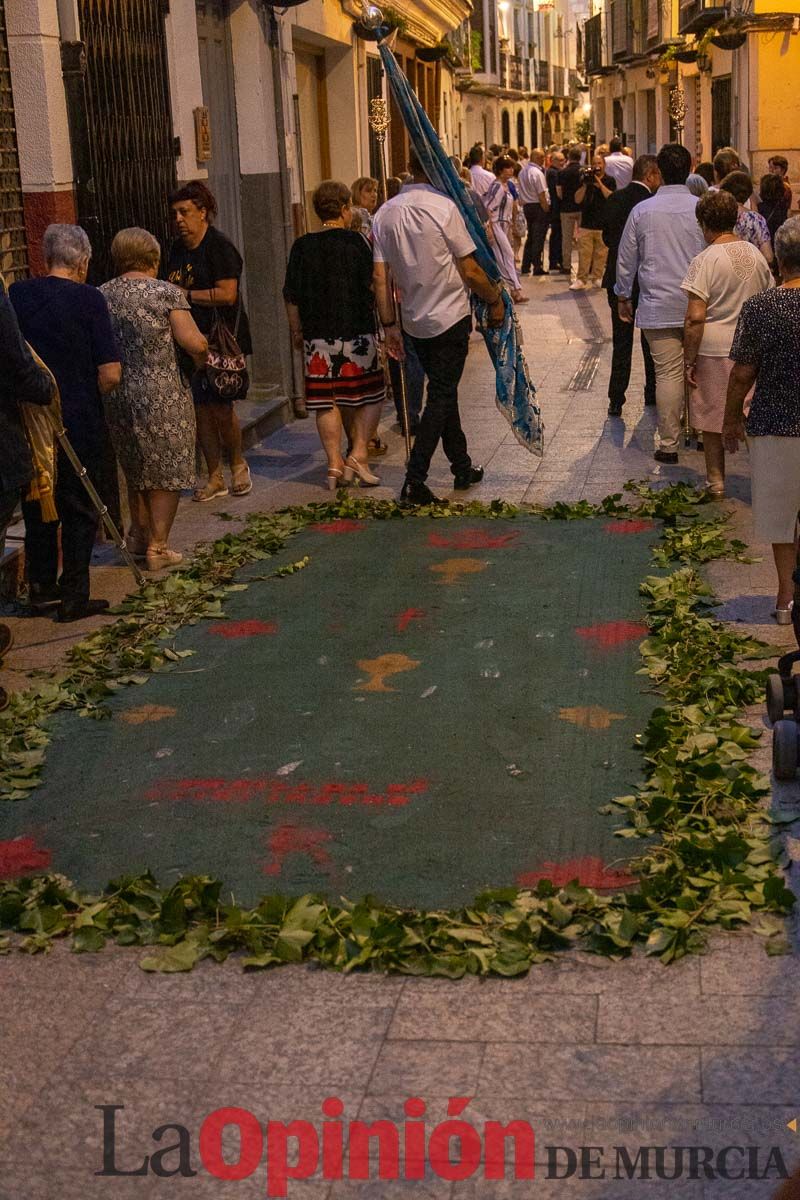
355, 653, 421, 693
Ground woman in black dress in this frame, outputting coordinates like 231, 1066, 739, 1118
283, 181, 385, 489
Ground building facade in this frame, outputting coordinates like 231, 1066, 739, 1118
459, 0, 583, 152
1, 0, 583, 423
584, 0, 800, 181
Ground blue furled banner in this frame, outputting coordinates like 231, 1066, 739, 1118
377, 38, 544, 455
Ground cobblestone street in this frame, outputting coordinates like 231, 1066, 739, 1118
1, 276, 799, 1200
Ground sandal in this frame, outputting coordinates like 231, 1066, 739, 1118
774, 601, 794, 626
146, 546, 184, 571
193, 474, 229, 503
343, 455, 380, 487
231, 463, 253, 497
367, 438, 388, 458
705, 481, 725, 498
326, 467, 346, 492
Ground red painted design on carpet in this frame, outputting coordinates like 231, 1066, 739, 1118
603, 519, 656, 535
575, 620, 647, 649
0, 837, 52, 879
395, 607, 427, 633
517, 856, 637, 891
147, 777, 429, 808
314, 519, 366, 535
209, 619, 278, 639
428, 529, 520, 550
264, 824, 333, 876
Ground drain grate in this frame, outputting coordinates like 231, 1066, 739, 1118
564, 292, 609, 392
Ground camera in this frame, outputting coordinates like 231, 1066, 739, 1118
580, 167, 596, 184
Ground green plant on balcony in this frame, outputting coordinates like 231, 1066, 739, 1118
470, 29, 483, 72
381, 5, 409, 36
575, 115, 592, 141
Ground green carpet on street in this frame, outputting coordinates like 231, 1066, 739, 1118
0, 515, 659, 909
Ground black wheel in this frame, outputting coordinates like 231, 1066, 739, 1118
766, 673, 788, 724
773, 720, 799, 781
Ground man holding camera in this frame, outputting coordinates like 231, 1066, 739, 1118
570, 152, 616, 291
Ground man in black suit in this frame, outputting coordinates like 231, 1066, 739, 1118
602, 155, 661, 416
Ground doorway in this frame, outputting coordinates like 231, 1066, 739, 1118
195, 1, 244, 250
293, 45, 331, 231
711, 75, 732, 154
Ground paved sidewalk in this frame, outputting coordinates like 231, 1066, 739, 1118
1, 275, 799, 1200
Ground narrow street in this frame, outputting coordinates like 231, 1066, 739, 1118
1, 276, 798, 1200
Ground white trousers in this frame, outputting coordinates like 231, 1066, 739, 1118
492, 221, 521, 291
642, 327, 685, 454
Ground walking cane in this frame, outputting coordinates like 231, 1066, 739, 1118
368, 95, 412, 464
23, 348, 145, 588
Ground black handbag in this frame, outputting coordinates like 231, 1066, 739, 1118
205, 301, 249, 401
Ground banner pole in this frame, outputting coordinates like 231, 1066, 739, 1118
369, 94, 412, 464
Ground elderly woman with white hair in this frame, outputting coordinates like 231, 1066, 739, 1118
101, 228, 208, 571
723, 216, 800, 623
10, 224, 121, 623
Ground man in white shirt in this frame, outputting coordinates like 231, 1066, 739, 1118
615, 143, 706, 462
604, 138, 634, 190
518, 149, 551, 276
373, 148, 506, 505
468, 146, 496, 198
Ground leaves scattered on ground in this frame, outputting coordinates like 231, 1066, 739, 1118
0, 481, 794, 971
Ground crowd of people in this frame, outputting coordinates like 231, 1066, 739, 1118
283, 136, 798, 621
1, 131, 798, 702
0, 179, 250, 689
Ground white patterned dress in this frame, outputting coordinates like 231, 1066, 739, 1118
100, 277, 197, 491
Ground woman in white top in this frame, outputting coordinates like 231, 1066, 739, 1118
485, 156, 529, 304
682, 189, 773, 495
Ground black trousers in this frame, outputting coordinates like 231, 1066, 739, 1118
548, 212, 563, 270
0, 487, 18, 556
521, 204, 550, 274
22, 445, 100, 606
406, 316, 472, 484
607, 289, 657, 406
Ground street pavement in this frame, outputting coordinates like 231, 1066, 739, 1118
1, 274, 799, 1199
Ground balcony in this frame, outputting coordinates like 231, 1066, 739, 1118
553, 64, 565, 96
509, 54, 531, 90
535, 60, 550, 91
584, 12, 603, 74
678, 0, 729, 33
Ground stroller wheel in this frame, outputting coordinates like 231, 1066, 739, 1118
766, 673, 788, 724
773, 720, 799, 781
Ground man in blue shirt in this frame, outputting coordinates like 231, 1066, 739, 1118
615, 143, 706, 462
11, 225, 121, 622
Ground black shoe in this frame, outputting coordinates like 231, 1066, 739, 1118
644, 395, 657, 407
533, 269, 549, 276
653, 450, 679, 465
400, 480, 444, 506
607, 401, 624, 417
520, 270, 531, 276
57, 599, 111, 624
453, 465, 485, 491
28, 583, 60, 611
0, 623, 12, 659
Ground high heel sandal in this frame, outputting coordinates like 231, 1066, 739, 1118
326, 468, 345, 491
343, 455, 380, 487
773, 600, 794, 626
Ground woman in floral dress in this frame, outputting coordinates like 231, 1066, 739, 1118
101, 228, 208, 571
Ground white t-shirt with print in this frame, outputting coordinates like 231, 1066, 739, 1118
372, 184, 477, 339
680, 240, 774, 357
